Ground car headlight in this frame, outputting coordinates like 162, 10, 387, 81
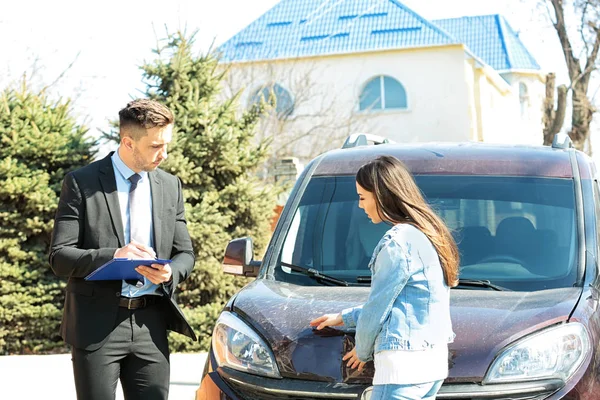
485, 322, 590, 383
212, 311, 281, 378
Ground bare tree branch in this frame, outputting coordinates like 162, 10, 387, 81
551, 0, 582, 81
543, 0, 600, 152
40, 51, 81, 93
579, 0, 591, 55
541, 0, 558, 23
221, 57, 366, 165
581, 22, 600, 87
568, 58, 597, 90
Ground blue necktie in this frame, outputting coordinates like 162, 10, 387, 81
126, 173, 144, 287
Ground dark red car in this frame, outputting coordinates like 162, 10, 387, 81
197, 134, 600, 400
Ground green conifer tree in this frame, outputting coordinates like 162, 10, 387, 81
137, 32, 279, 351
0, 80, 96, 354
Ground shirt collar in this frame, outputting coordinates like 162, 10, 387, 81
112, 149, 148, 182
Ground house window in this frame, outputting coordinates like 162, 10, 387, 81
251, 83, 294, 118
359, 76, 407, 111
519, 82, 529, 120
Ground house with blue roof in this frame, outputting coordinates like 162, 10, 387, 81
217, 0, 546, 160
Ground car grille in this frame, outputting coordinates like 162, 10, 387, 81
435, 380, 563, 400
218, 367, 365, 400
216, 367, 563, 400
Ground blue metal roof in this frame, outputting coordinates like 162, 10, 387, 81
217, 0, 459, 63
433, 14, 540, 71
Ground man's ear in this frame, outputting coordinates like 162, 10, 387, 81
121, 136, 134, 151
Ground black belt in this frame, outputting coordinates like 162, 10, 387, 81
119, 295, 161, 310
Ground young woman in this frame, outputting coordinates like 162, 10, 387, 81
310, 155, 459, 400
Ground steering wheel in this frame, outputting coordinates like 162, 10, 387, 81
478, 254, 529, 268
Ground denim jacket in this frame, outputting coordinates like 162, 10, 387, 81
341, 224, 455, 362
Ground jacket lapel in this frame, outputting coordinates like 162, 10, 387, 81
149, 171, 163, 257
98, 153, 125, 247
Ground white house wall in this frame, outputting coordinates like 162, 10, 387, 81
221, 45, 544, 161
473, 68, 516, 144
222, 46, 472, 160
346, 46, 472, 144
502, 72, 545, 145
463, 57, 481, 141
464, 64, 545, 146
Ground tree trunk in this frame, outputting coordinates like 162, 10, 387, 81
542, 73, 568, 145
548, 0, 600, 155
569, 83, 595, 151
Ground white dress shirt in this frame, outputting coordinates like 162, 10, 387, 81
111, 150, 159, 297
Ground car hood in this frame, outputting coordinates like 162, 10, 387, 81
231, 279, 582, 383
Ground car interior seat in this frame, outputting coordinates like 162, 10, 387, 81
494, 216, 537, 267
456, 226, 494, 265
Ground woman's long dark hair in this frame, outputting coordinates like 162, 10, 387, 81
356, 155, 459, 287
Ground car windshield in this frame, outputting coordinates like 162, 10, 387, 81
275, 175, 578, 291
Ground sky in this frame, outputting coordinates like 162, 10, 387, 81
1, 0, 568, 155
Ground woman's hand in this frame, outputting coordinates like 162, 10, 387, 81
343, 347, 366, 371
309, 313, 343, 330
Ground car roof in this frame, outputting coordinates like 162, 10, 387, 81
313, 142, 575, 178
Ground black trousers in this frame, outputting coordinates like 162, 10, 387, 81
71, 302, 170, 400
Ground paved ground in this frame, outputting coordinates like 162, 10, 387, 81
2, 352, 207, 399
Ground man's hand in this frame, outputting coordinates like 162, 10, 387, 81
309, 313, 344, 330
135, 263, 172, 285
343, 347, 366, 371
114, 241, 156, 260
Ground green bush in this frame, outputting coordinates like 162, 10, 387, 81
168, 302, 224, 352
0, 32, 278, 354
0, 83, 96, 354
125, 32, 280, 352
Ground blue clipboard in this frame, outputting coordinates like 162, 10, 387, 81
84, 258, 172, 281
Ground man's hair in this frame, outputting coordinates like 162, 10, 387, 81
119, 99, 174, 140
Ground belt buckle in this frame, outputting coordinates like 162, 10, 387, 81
127, 298, 134, 310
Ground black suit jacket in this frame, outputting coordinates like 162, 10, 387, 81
49, 153, 197, 351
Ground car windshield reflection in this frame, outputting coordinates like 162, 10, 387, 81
275, 175, 578, 291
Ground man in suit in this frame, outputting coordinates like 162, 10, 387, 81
49, 99, 196, 400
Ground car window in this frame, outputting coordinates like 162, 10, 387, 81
276, 175, 578, 291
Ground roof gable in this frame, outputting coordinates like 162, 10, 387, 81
433, 14, 540, 71
218, 0, 458, 63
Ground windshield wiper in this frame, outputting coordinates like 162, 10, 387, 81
455, 279, 509, 291
355, 277, 508, 291
281, 262, 349, 286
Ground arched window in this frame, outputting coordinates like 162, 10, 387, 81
251, 83, 294, 118
359, 76, 407, 111
519, 82, 529, 120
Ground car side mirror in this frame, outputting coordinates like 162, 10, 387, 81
222, 237, 261, 277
